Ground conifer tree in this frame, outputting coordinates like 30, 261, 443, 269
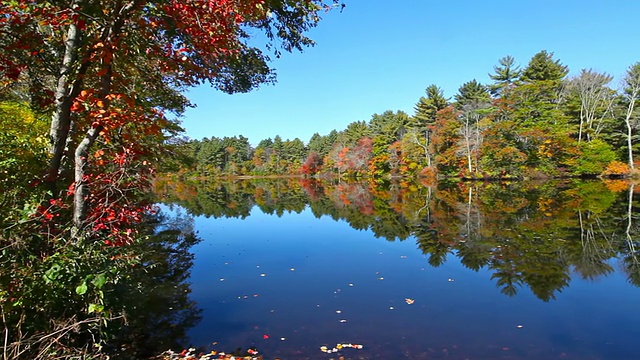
521, 50, 569, 83
413, 85, 449, 126
489, 55, 521, 96
409, 85, 449, 168
454, 80, 491, 108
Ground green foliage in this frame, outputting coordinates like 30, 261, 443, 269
0, 101, 49, 191
368, 110, 410, 145
341, 120, 372, 146
454, 79, 491, 109
1, 205, 202, 359
521, 50, 569, 83
488, 55, 521, 95
308, 130, 338, 158
412, 84, 449, 126
569, 139, 618, 175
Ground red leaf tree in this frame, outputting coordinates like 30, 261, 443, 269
1, 0, 340, 238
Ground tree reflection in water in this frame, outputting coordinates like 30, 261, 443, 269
156, 177, 640, 302
0, 207, 202, 359
106, 209, 203, 358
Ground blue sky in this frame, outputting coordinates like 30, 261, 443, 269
181, 1, 640, 145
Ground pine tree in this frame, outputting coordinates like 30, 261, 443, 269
521, 50, 568, 83
413, 84, 449, 126
489, 55, 521, 96
454, 80, 490, 108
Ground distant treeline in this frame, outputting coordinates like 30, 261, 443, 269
172, 51, 640, 180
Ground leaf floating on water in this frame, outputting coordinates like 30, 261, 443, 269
405, 298, 415, 305
320, 343, 364, 353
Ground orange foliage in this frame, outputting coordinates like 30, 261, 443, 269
604, 179, 630, 193
602, 161, 630, 176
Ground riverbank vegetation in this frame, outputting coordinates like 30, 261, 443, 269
174, 52, 640, 180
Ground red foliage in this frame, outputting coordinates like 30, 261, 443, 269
301, 152, 323, 175
2, 0, 337, 243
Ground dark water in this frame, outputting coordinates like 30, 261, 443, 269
157, 178, 640, 359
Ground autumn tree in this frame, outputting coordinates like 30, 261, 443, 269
301, 151, 323, 175
430, 106, 463, 175
0, 0, 341, 232
0, 2, 340, 356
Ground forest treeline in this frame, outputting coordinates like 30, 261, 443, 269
175, 51, 640, 180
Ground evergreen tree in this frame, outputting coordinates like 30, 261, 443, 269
341, 121, 371, 145
488, 55, 521, 96
413, 85, 449, 126
308, 131, 337, 158
454, 80, 490, 108
369, 110, 410, 144
521, 50, 569, 83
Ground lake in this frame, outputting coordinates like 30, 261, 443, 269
156, 178, 640, 359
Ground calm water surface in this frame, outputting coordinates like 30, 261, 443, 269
157, 179, 640, 359
151, 179, 640, 360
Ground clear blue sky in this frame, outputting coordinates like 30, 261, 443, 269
181, 0, 640, 145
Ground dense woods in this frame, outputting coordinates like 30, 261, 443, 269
176, 51, 640, 180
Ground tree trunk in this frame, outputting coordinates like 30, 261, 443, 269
73, 125, 103, 228
625, 96, 637, 170
48, 23, 80, 190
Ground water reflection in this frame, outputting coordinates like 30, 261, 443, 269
0, 208, 202, 359
156, 177, 640, 302
106, 209, 203, 358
